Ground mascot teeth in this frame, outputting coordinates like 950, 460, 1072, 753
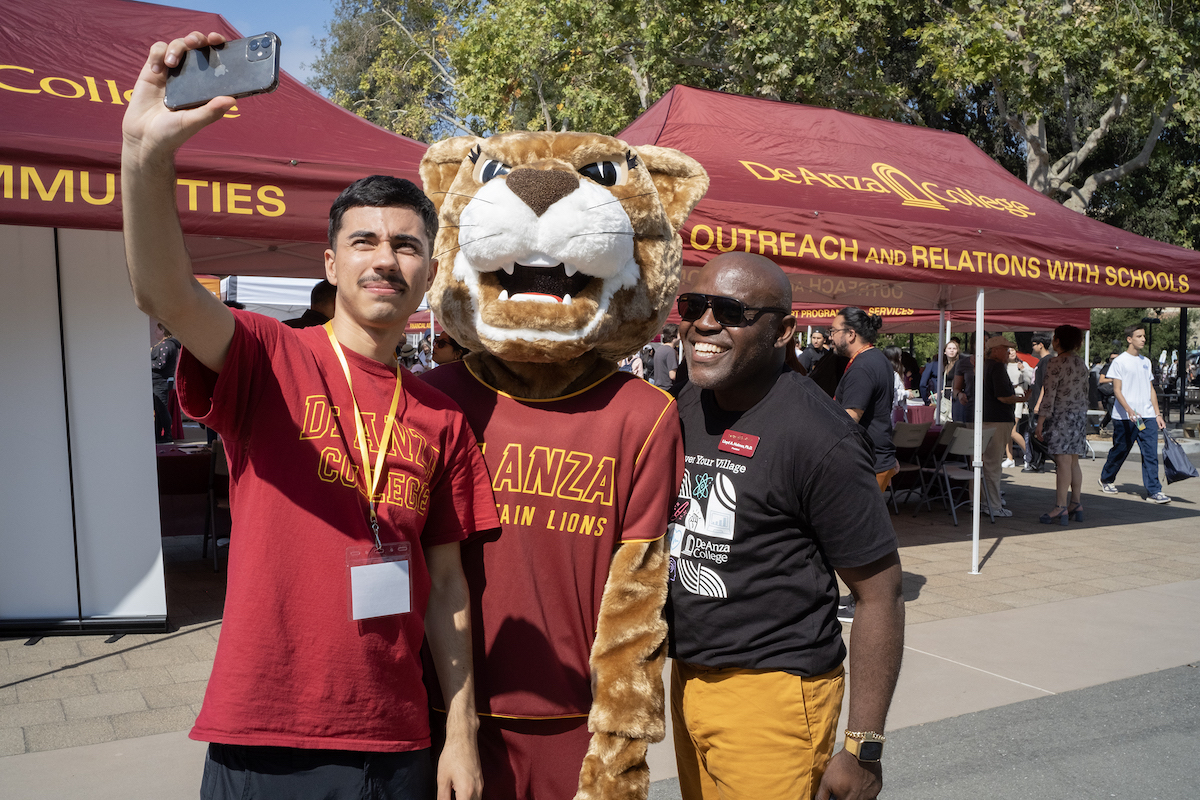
497, 289, 510, 302
495, 262, 593, 304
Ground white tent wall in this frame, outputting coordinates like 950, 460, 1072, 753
224, 275, 320, 323
0, 225, 166, 631
1, 226, 81, 619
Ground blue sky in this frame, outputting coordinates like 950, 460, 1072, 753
153, 0, 336, 84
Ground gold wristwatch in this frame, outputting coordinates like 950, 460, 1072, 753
843, 730, 885, 762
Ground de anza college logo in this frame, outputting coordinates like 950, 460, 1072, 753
669, 468, 735, 598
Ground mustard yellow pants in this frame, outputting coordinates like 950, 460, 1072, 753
671, 660, 845, 800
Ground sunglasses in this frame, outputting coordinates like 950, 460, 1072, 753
433, 337, 450, 348
677, 293, 790, 327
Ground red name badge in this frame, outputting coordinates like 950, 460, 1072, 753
718, 430, 759, 458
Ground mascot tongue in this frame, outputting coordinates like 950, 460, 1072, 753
498, 262, 593, 302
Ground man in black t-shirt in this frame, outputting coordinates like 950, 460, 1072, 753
668, 252, 903, 800
648, 324, 680, 389
1022, 333, 1054, 472
830, 308, 897, 490
981, 336, 1025, 515
798, 327, 830, 372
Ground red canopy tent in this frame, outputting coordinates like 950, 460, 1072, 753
665, 303, 1089, 333
621, 86, 1196, 572
619, 86, 1200, 312
0, 0, 432, 635
1, 0, 430, 278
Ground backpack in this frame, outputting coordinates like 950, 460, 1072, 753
640, 344, 656, 381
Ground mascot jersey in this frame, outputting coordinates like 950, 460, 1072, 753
178, 311, 498, 751
423, 361, 683, 718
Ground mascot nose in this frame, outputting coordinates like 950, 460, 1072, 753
505, 168, 580, 217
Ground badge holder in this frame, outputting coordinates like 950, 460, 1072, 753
346, 542, 412, 621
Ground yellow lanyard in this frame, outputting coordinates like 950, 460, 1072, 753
325, 322, 403, 552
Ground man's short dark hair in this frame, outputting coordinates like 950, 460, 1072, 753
310, 279, 336, 306
838, 306, 883, 344
662, 323, 678, 342
1031, 332, 1052, 349
328, 175, 438, 250
1124, 324, 1145, 339
811, 327, 827, 338
949, 335, 962, 346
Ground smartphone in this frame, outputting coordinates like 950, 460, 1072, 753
164, 33, 281, 110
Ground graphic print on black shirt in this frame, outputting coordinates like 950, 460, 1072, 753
668, 463, 739, 598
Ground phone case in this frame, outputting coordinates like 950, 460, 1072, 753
164, 33, 281, 110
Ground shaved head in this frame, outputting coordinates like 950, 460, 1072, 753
702, 252, 792, 310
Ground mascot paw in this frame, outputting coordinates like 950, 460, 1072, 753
575, 732, 650, 800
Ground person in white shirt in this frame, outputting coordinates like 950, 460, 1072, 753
1098, 324, 1170, 503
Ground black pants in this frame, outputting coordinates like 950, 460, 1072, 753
201, 743, 433, 800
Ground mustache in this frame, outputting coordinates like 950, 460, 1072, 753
357, 273, 410, 291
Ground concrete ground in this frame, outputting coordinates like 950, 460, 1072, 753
3, 431, 1199, 798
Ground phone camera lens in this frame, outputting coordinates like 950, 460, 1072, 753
249, 40, 259, 51
260, 37, 272, 49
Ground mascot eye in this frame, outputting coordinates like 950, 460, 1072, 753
474, 158, 512, 184
578, 160, 626, 187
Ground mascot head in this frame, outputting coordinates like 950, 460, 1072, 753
420, 132, 708, 364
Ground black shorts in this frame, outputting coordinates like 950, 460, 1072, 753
201, 743, 433, 800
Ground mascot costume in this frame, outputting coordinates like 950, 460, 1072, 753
419, 131, 708, 800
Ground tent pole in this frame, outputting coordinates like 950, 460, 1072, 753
971, 288, 984, 575
1084, 330, 1090, 367
935, 310, 946, 421
1180, 307, 1189, 426
807, 325, 812, 346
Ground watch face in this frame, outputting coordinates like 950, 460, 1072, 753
859, 741, 884, 761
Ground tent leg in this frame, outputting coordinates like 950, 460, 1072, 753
971, 288, 984, 575
1179, 308, 1188, 426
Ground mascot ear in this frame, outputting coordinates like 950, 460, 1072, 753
631, 145, 710, 233
420, 136, 484, 214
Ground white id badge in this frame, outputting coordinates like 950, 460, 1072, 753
346, 542, 412, 621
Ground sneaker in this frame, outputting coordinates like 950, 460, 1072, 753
1002, 459, 1016, 468
1148, 492, 1172, 504
1097, 479, 1117, 494
1021, 465, 1040, 473
836, 597, 855, 624
987, 507, 1013, 517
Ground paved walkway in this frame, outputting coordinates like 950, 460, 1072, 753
3, 435, 1199, 797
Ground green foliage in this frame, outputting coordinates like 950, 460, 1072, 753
308, 0, 1200, 230
912, 0, 1200, 212
1090, 308, 1187, 364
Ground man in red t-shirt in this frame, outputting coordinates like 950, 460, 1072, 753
122, 32, 493, 800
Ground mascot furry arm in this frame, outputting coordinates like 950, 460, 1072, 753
421, 131, 707, 800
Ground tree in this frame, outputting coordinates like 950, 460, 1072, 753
1089, 118, 1200, 249
310, 0, 477, 140
310, 0, 1200, 230
913, 0, 1200, 213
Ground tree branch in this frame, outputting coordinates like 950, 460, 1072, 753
1055, 95, 1176, 212
991, 78, 1024, 138
533, 71, 553, 131
379, 8, 457, 90
621, 49, 651, 110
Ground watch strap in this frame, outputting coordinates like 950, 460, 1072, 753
844, 730, 885, 762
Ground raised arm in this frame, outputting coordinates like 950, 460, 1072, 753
122, 31, 235, 372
